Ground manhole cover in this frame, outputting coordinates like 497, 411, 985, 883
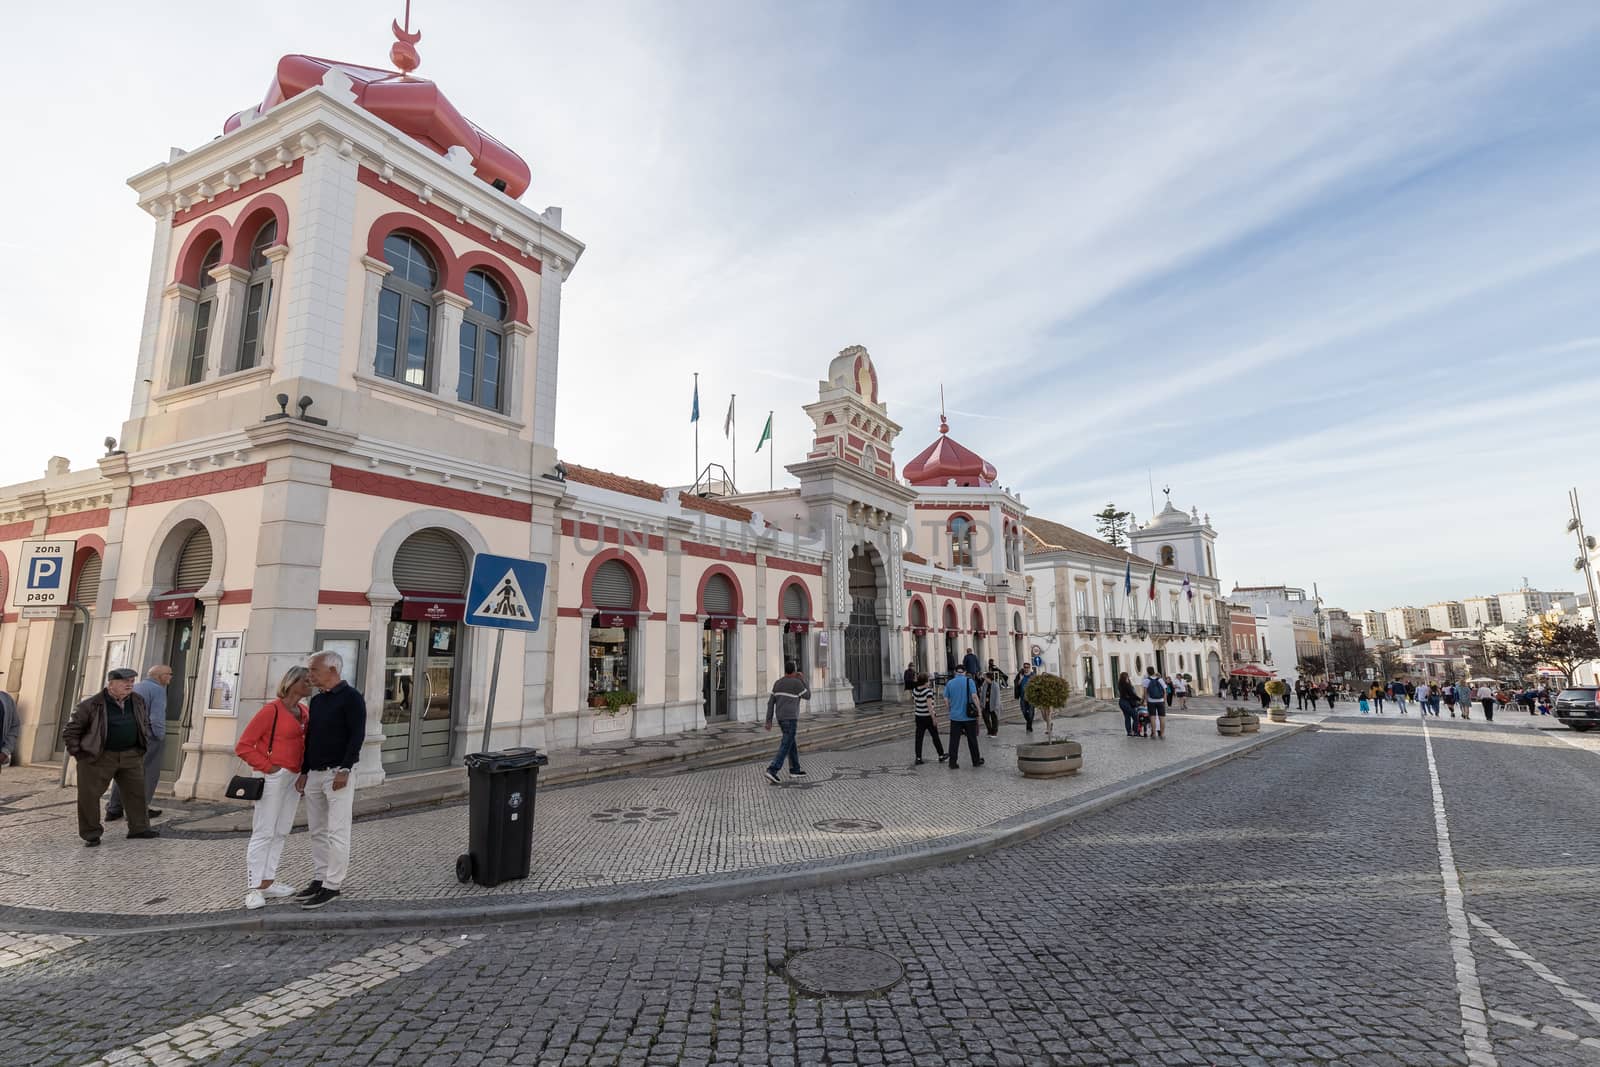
590, 806, 680, 825
785, 947, 904, 997
812, 818, 883, 834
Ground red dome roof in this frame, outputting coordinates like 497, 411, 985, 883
903, 417, 998, 487
225, 53, 531, 199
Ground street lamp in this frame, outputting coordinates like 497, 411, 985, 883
1567, 489, 1600, 655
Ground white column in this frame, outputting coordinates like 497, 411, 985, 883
433, 290, 471, 400
275, 134, 358, 385
258, 244, 291, 369
505, 321, 533, 422
160, 283, 199, 391
356, 595, 397, 788
532, 260, 564, 447
207, 263, 250, 376
130, 202, 177, 422
353, 254, 394, 382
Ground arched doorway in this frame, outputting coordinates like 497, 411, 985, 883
1207, 651, 1222, 693
383, 529, 469, 772
970, 606, 986, 666
1012, 611, 1024, 670
845, 548, 883, 704
588, 557, 642, 705
780, 580, 812, 681
156, 525, 212, 780
909, 599, 928, 674
701, 571, 739, 721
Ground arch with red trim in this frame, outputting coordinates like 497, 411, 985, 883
228, 193, 291, 269
173, 216, 233, 288
942, 601, 959, 631
580, 548, 648, 611
777, 576, 811, 620
366, 212, 458, 291
696, 565, 744, 617
68, 534, 107, 602
907, 595, 928, 629
455, 250, 530, 325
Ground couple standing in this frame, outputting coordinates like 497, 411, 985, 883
233, 649, 365, 911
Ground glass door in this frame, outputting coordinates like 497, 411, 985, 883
702, 628, 729, 721
382, 617, 458, 772
161, 614, 201, 779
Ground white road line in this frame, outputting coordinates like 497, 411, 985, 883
0, 931, 85, 969
1470, 912, 1600, 1030
1421, 720, 1499, 1067
1488, 1009, 1600, 1051
78, 937, 466, 1066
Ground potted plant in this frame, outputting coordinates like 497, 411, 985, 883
1265, 680, 1289, 721
1016, 672, 1083, 778
601, 689, 637, 716
1216, 706, 1244, 736
1237, 706, 1261, 733
591, 688, 637, 736
588, 693, 607, 709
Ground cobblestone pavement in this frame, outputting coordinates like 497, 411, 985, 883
0, 710, 1284, 925
5, 711, 1597, 1065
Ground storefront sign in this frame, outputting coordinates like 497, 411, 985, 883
595, 612, 638, 629
705, 616, 738, 631
783, 620, 811, 633
400, 598, 465, 621
154, 597, 197, 620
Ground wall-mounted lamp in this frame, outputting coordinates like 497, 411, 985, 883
296, 395, 328, 426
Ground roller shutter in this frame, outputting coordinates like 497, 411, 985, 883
173, 528, 213, 591
393, 530, 467, 596
591, 560, 637, 610
781, 583, 807, 620
703, 574, 735, 615
74, 553, 102, 609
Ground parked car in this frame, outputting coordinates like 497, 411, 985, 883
1553, 687, 1598, 732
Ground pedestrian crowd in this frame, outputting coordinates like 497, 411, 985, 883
60, 649, 367, 912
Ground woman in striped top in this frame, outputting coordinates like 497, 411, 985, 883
912, 674, 945, 764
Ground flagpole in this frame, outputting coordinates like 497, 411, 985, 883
732, 394, 737, 490
693, 372, 700, 491
768, 410, 774, 491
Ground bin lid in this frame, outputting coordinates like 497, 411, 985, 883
464, 747, 549, 772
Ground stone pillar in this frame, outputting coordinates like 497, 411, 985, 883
504, 321, 533, 423
531, 259, 563, 448
207, 262, 251, 377
258, 244, 291, 368
275, 133, 358, 386
358, 594, 397, 786
129, 201, 177, 424
161, 283, 200, 391
432, 290, 472, 400
354, 254, 395, 380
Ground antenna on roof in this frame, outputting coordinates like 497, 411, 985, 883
391, 0, 422, 73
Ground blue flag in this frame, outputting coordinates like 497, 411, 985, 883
690, 380, 700, 423
1123, 558, 1132, 597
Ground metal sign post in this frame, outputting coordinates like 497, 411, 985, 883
463, 553, 549, 752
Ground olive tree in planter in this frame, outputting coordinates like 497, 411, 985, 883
1265, 680, 1289, 721
1016, 672, 1083, 777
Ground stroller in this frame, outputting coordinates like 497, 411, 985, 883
1135, 707, 1153, 737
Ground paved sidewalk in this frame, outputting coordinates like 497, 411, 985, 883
1, 708, 1300, 932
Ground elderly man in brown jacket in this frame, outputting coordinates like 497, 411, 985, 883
63, 668, 162, 847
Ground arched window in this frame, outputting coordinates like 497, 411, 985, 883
458, 269, 507, 410
589, 558, 639, 703
186, 240, 223, 385
375, 233, 439, 388
1160, 545, 1175, 566
237, 219, 278, 371
949, 516, 974, 569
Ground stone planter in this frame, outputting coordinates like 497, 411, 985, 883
591, 707, 633, 735
1216, 715, 1243, 736
1269, 708, 1288, 723
1239, 713, 1260, 734
1017, 738, 1082, 778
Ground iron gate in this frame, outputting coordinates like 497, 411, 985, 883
845, 594, 882, 704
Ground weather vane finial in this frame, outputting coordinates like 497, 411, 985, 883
1163, 484, 1171, 502
938, 385, 948, 433
391, 0, 422, 74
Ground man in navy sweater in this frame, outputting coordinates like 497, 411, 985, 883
294, 649, 367, 910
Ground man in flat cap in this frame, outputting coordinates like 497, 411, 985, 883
63, 668, 162, 847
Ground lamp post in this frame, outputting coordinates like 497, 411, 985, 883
1567, 488, 1600, 681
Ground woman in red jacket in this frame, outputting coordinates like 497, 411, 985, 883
235, 665, 311, 910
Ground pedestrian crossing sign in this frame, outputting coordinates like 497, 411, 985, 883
464, 553, 548, 633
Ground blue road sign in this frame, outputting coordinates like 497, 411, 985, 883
14, 539, 76, 608
465, 553, 548, 632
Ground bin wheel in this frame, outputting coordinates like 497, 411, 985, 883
455, 854, 473, 884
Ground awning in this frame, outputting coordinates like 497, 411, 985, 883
1230, 664, 1274, 678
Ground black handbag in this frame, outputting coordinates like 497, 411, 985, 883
225, 703, 279, 802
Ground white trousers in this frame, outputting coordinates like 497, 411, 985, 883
303, 768, 356, 890
245, 768, 301, 888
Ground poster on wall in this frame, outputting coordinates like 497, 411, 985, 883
104, 636, 133, 673
206, 632, 243, 715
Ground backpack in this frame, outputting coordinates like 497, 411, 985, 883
1147, 678, 1165, 701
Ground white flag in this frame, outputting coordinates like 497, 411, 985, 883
724, 394, 735, 438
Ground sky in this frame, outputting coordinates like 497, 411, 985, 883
2, 0, 1598, 614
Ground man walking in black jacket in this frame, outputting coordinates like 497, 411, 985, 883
294, 649, 367, 909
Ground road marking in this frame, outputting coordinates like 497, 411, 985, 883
79, 937, 466, 1066
1470, 912, 1600, 1030
1421, 720, 1499, 1067
0, 931, 85, 969
1488, 1009, 1600, 1050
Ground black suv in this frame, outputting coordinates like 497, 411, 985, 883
1554, 688, 1598, 732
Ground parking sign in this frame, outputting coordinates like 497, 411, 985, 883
13, 540, 77, 608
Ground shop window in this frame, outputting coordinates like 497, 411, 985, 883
375, 233, 438, 389
589, 559, 638, 704
237, 219, 277, 370
458, 268, 508, 410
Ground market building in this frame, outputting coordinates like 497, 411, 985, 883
0, 28, 1226, 799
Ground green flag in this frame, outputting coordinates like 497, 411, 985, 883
755, 412, 772, 452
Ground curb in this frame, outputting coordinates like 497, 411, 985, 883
11, 721, 1311, 938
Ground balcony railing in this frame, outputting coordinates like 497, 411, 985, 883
1133, 620, 1151, 635
1175, 623, 1193, 636
1076, 615, 1100, 633
1152, 621, 1175, 635
1105, 618, 1128, 634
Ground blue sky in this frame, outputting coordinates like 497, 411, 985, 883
2, 0, 1597, 612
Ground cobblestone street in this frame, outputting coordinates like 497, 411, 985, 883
4, 712, 1597, 1066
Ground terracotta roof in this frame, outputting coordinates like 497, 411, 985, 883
562, 463, 666, 503
1023, 515, 1181, 576
903, 550, 928, 565
562, 462, 757, 523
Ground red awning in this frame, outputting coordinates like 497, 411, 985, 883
1230, 664, 1274, 678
